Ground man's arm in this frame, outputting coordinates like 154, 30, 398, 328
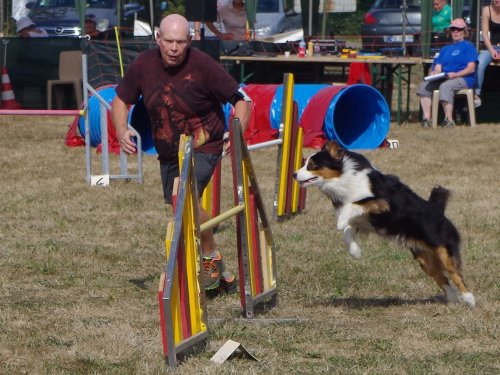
205, 21, 222, 38
205, 21, 233, 40
233, 99, 252, 134
432, 63, 443, 74
111, 96, 137, 154
229, 87, 252, 133
223, 89, 252, 155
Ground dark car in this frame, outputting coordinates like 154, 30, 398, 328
26, 0, 146, 37
361, 0, 471, 54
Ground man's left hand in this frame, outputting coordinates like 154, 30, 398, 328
222, 131, 231, 155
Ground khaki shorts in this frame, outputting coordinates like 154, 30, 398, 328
416, 77, 467, 103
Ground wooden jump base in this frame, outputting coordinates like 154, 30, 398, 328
159, 121, 278, 366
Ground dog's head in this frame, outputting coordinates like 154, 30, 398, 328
293, 141, 346, 188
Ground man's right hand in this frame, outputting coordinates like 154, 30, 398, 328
220, 33, 234, 40
111, 96, 136, 154
118, 129, 137, 154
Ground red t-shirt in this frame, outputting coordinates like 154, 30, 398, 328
116, 47, 239, 163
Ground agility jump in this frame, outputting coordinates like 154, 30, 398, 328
158, 135, 208, 367
82, 84, 144, 186
158, 119, 278, 366
201, 73, 307, 222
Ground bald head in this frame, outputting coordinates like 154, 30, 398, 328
156, 14, 191, 67
159, 14, 190, 39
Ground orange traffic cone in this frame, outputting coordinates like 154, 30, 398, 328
1, 67, 22, 109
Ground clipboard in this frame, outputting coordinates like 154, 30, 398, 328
424, 72, 448, 82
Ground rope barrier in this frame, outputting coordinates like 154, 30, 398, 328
0, 109, 85, 116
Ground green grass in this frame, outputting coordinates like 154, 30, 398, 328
0, 116, 499, 374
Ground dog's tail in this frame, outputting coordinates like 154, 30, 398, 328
428, 185, 450, 213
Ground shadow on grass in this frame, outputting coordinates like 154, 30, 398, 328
306, 294, 448, 309
129, 274, 158, 290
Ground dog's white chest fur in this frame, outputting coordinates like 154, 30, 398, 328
320, 158, 374, 203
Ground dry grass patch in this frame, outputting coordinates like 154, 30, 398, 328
0, 116, 498, 374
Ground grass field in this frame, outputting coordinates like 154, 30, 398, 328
0, 116, 499, 375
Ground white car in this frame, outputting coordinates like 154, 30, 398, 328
261, 28, 303, 43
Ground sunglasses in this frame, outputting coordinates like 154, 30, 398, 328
449, 27, 464, 32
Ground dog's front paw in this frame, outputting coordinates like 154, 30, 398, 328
348, 243, 362, 259
337, 222, 348, 231
444, 286, 475, 307
337, 218, 349, 231
461, 292, 475, 307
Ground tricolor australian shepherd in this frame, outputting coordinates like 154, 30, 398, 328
293, 141, 475, 307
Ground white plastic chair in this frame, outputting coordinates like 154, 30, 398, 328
431, 88, 476, 128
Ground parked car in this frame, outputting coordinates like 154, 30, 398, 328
361, 0, 471, 54
260, 28, 304, 43
26, 0, 146, 37
254, 11, 302, 40
202, 10, 302, 41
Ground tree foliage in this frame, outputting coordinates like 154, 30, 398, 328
163, 0, 184, 17
328, 0, 373, 36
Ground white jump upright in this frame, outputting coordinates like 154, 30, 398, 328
83, 57, 143, 186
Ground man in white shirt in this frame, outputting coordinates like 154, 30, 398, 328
206, 0, 247, 40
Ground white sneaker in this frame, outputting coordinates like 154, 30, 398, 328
474, 96, 481, 108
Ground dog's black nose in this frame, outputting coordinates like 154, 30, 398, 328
292, 172, 297, 179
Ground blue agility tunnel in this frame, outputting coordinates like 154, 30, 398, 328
270, 84, 330, 130
79, 85, 116, 148
270, 84, 390, 149
79, 86, 156, 154
323, 84, 390, 149
80, 86, 234, 155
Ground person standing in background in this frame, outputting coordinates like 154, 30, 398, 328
191, 21, 202, 40
475, 0, 500, 107
432, 0, 452, 32
205, 0, 247, 40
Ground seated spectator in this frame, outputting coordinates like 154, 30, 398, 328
475, 0, 500, 107
84, 17, 106, 39
16, 16, 48, 38
416, 18, 478, 128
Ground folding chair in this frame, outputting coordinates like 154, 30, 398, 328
47, 50, 83, 109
